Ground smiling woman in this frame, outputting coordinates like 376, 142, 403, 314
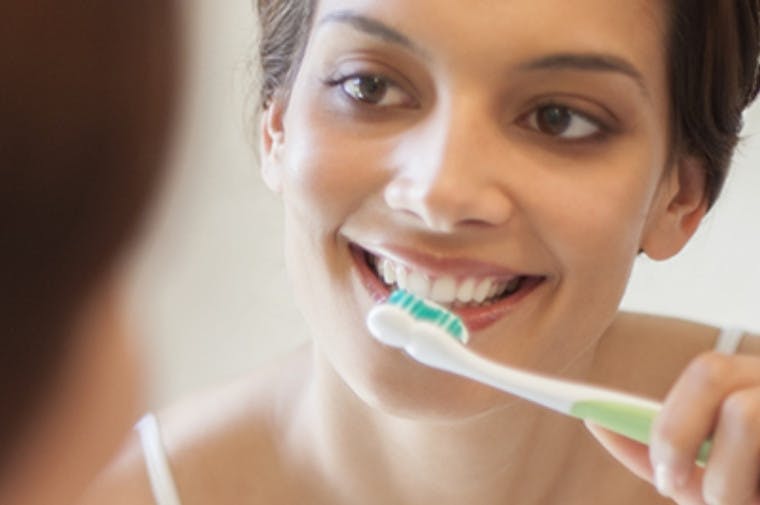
83, 1, 760, 505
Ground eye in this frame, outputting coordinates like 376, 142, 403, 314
525, 104, 602, 140
333, 74, 415, 107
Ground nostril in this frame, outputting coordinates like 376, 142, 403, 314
384, 174, 513, 231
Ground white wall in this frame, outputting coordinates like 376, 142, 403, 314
130, 0, 760, 406
129, 0, 307, 405
621, 109, 760, 329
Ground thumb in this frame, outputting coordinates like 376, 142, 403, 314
585, 422, 708, 505
584, 421, 654, 482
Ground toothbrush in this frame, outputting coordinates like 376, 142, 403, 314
367, 289, 711, 466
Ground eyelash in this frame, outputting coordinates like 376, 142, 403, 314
322, 72, 418, 108
323, 73, 611, 141
520, 103, 610, 142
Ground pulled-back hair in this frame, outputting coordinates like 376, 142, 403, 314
257, 0, 316, 108
0, 0, 179, 462
255, 0, 760, 207
669, 0, 760, 205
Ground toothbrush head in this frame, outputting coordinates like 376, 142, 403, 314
367, 290, 469, 346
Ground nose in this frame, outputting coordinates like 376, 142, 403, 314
383, 100, 514, 232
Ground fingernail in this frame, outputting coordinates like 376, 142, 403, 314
655, 463, 676, 497
703, 491, 720, 505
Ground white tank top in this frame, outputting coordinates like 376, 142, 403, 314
135, 413, 182, 505
135, 327, 746, 505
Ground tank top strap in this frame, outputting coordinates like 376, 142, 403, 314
713, 327, 745, 354
135, 413, 183, 505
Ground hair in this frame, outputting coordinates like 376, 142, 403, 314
254, 0, 760, 207
257, 0, 316, 109
0, 0, 179, 463
669, 0, 760, 206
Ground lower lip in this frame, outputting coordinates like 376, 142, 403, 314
350, 245, 544, 332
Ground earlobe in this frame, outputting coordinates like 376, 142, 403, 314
640, 155, 709, 260
259, 99, 287, 193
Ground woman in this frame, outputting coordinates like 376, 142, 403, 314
0, 1, 179, 504
85, 1, 760, 504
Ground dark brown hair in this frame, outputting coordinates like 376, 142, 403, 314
0, 0, 179, 462
257, 0, 315, 108
255, 0, 760, 207
669, 0, 760, 206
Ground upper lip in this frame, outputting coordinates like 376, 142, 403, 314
355, 242, 538, 280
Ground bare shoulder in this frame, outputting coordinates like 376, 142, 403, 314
735, 328, 760, 355
610, 311, 760, 356
77, 430, 155, 505
79, 344, 312, 505
593, 312, 753, 398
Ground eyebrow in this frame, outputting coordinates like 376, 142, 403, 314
317, 10, 427, 58
518, 53, 650, 99
318, 11, 649, 99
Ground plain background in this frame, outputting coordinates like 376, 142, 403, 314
131, 0, 760, 406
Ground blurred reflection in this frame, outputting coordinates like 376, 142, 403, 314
0, 2, 180, 504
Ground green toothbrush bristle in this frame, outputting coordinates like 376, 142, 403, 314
387, 290, 467, 343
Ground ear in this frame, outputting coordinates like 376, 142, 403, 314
258, 98, 287, 193
640, 155, 709, 260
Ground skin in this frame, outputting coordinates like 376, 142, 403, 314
80, 1, 760, 504
0, 277, 142, 505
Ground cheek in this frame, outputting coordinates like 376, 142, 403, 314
279, 96, 393, 228
535, 161, 662, 305
277, 107, 379, 317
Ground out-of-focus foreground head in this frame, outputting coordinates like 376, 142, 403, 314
0, 1, 179, 503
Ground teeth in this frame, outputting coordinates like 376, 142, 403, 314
374, 255, 521, 306
407, 271, 431, 297
456, 278, 476, 303
381, 260, 396, 285
473, 278, 492, 303
430, 276, 457, 304
487, 282, 500, 299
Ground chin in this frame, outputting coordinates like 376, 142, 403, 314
338, 346, 514, 421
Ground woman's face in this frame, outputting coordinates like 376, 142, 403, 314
261, 0, 703, 417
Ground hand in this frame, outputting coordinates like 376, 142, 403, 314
586, 352, 760, 505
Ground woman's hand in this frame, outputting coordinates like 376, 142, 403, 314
586, 352, 760, 505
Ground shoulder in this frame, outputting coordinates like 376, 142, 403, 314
593, 312, 759, 398
610, 312, 760, 355
76, 429, 155, 505
734, 328, 760, 355
78, 344, 313, 505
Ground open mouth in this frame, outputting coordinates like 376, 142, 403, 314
351, 243, 544, 317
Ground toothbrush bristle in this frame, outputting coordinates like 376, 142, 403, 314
387, 290, 468, 343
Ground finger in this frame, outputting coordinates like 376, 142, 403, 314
585, 421, 652, 481
651, 353, 760, 495
672, 466, 711, 505
586, 421, 708, 504
701, 387, 760, 505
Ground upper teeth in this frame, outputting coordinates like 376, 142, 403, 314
374, 256, 520, 305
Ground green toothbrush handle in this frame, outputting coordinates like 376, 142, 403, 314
571, 400, 712, 467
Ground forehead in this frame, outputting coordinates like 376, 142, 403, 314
313, 0, 667, 42
311, 0, 668, 83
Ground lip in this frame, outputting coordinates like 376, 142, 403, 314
349, 242, 545, 332
383, 244, 525, 278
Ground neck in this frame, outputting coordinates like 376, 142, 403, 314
284, 343, 599, 505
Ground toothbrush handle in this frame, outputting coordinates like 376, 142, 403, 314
571, 400, 712, 467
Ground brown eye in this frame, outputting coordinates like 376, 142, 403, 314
536, 106, 572, 135
342, 76, 389, 104
335, 74, 415, 108
526, 104, 601, 139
